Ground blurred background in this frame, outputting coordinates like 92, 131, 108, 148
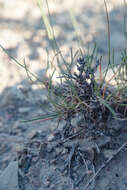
0, 0, 126, 92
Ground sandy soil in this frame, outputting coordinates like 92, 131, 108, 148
0, 0, 127, 189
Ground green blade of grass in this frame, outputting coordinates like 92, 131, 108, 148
0, 44, 43, 83
37, 0, 54, 42
98, 96, 116, 117
37, 0, 65, 65
103, 0, 111, 84
21, 112, 61, 123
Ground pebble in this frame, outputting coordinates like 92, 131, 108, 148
55, 147, 62, 155
27, 130, 39, 139
47, 134, 55, 142
15, 144, 24, 152
71, 113, 84, 127
61, 148, 68, 154
18, 107, 30, 113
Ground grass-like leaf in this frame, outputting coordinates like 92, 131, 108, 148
21, 112, 61, 123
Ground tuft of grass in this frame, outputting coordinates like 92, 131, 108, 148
0, 0, 127, 124
0, 44, 43, 84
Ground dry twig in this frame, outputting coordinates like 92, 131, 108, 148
84, 141, 127, 190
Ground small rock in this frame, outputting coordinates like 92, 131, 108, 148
47, 134, 55, 142
50, 184, 55, 189
62, 148, 68, 155
71, 113, 84, 127
15, 144, 24, 152
18, 107, 30, 113
55, 147, 62, 155
27, 130, 38, 139
0, 161, 19, 190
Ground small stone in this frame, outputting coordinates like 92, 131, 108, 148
15, 144, 24, 152
18, 107, 30, 113
50, 184, 55, 189
62, 148, 68, 154
27, 130, 38, 139
55, 147, 62, 155
47, 134, 55, 142
71, 113, 84, 127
